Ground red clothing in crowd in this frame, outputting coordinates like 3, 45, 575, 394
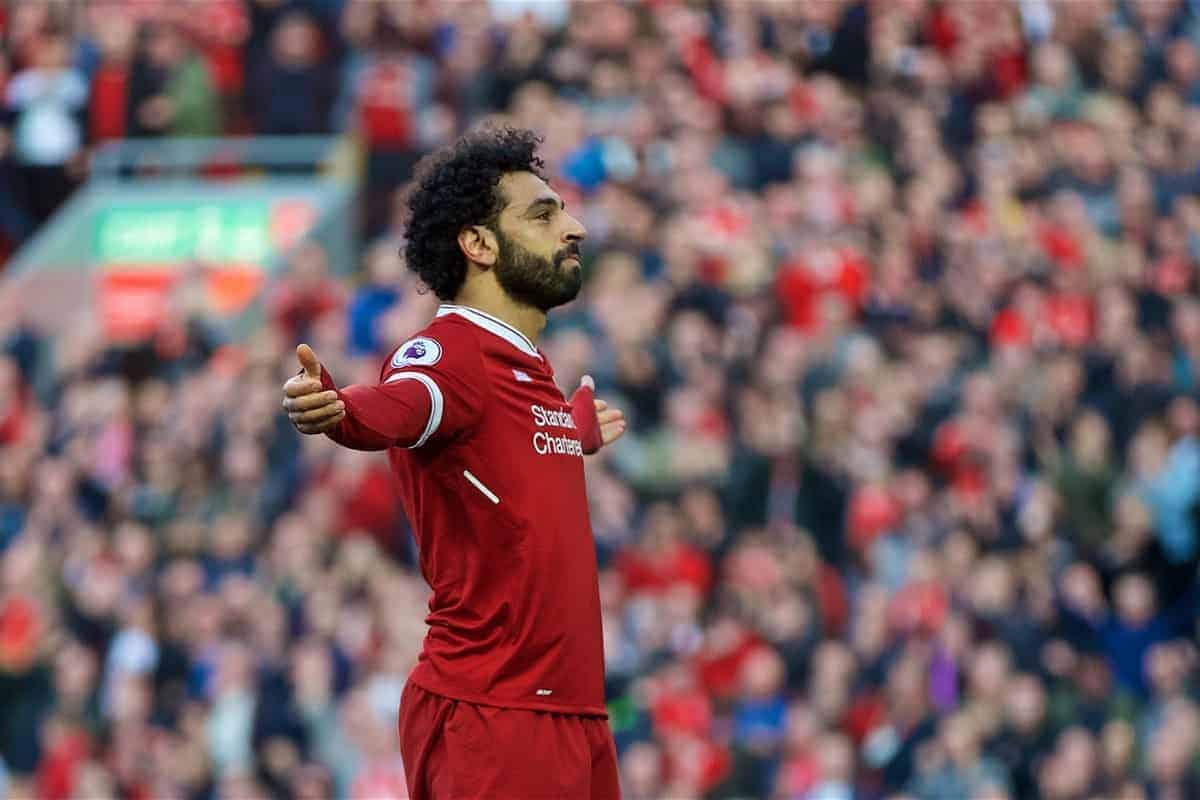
0, 389, 33, 447
90, 64, 128, 141
185, 0, 249, 96
617, 540, 713, 597
777, 247, 870, 334
331, 460, 403, 546
695, 626, 768, 701
36, 726, 92, 800
268, 278, 344, 340
357, 57, 418, 150
990, 292, 1094, 350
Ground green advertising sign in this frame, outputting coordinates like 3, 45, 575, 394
94, 201, 272, 264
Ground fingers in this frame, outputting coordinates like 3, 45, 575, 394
282, 390, 339, 412
296, 343, 322, 379
296, 410, 346, 434
600, 419, 627, 445
597, 408, 624, 426
284, 376, 323, 398
288, 400, 345, 425
594, 403, 626, 447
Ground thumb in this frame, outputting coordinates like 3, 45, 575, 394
296, 344, 322, 379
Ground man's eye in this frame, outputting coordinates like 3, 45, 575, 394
537, 212, 553, 221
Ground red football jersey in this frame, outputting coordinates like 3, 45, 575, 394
320, 303, 607, 715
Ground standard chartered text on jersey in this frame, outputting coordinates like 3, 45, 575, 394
530, 403, 577, 429
533, 430, 583, 457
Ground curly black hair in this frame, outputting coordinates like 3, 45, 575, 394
403, 126, 546, 300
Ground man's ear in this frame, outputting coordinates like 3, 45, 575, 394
458, 225, 498, 268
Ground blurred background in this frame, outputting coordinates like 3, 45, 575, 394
1, 0, 1199, 798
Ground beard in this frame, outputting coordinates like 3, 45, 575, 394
492, 228, 583, 312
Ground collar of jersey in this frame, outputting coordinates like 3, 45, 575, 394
436, 303, 542, 360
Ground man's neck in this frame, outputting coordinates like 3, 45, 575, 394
450, 288, 547, 345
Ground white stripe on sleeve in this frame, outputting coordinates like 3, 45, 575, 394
384, 371, 444, 448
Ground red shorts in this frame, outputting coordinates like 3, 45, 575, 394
398, 680, 621, 800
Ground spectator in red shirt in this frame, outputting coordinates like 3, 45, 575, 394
87, 16, 135, 143
267, 242, 345, 343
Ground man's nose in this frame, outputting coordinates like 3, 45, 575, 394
564, 215, 587, 243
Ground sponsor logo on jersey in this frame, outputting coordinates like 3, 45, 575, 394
531, 404, 576, 430
513, 369, 533, 383
391, 337, 442, 368
531, 404, 582, 456
533, 431, 583, 457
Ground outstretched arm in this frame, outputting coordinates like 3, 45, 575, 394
282, 344, 434, 452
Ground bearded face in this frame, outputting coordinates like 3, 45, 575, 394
491, 225, 583, 312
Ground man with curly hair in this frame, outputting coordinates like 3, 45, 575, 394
281, 126, 627, 799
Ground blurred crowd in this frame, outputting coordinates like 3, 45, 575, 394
3, 0, 1200, 799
